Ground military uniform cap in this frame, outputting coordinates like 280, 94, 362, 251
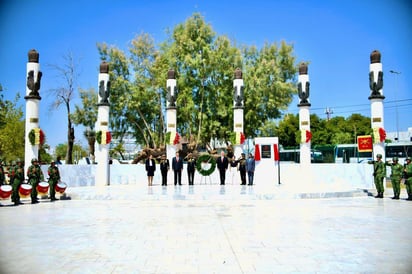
392, 157, 398, 162
376, 154, 382, 158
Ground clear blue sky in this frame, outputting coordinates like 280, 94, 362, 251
1, 0, 411, 149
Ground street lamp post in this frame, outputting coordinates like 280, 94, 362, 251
389, 70, 401, 141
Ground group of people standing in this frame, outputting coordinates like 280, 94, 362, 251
0, 158, 61, 206
145, 151, 256, 186
369, 154, 412, 200
217, 151, 256, 185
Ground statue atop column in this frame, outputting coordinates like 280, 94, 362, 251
297, 63, 310, 106
98, 61, 110, 105
167, 69, 177, 107
369, 50, 384, 100
233, 68, 244, 107
25, 49, 42, 100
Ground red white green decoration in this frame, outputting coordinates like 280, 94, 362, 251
296, 129, 312, 144
28, 128, 45, 145
372, 127, 386, 143
96, 130, 112, 145
166, 130, 180, 145
235, 132, 246, 145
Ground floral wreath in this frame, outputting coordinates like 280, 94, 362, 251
96, 130, 112, 145
28, 128, 45, 145
196, 154, 216, 176
295, 129, 312, 144
372, 127, 386, 144
165, 131, 180, 145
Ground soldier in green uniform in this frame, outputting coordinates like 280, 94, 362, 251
238, 153, 247, 185
8, 161, 16, 187
27, 158, 44, 204
368, 154, 386, 198
11, 160, 24, 206
385, 157, 403, 200
47, 161, 60, 201
404, 157, 412, 201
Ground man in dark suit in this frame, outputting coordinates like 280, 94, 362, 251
216, 150, 229, 185
172, 151, 183, 185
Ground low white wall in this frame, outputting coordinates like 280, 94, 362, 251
41, 163, 375, 190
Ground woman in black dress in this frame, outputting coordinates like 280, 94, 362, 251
145, 154, 156, 186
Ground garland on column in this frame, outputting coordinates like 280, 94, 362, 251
96, 130, 112, 145
28, 128, 45, 145
166, 131, 180, 145
296, 129, 312, 144
372, 127, 386, 143
235, 132, 246, 145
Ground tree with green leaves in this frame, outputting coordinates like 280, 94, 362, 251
0, 88, 25, 162
242, 42, 297, 137
71, 88, 98, 158
96, 13, 298, 150
54, 143, 87, 164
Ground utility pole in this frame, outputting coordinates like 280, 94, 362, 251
325, 107, 333, 121
389, 70, 401, 142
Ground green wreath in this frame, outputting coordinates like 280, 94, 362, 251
28, 128, 45, 145
196, 154, 216, 176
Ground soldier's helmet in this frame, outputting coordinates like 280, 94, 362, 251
407, 157, 412, 162
376, 154, 382, 158
393, 157, 398, 162
31, 158, 38, 163
11, 160, 16, 165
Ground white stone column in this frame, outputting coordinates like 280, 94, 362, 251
299, 106, 311, 165
369, 50, 385, 160
95, 62, 110, 187
233, 68, 244, 159
24, 49, 42, 173
166, 69, 177, 163
297, 63, 311, 166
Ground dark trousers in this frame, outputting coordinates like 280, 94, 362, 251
240, 170, 246, 185
219, 169, 226, 185
161, 170, 168, 185
174, 170, 182, 185
49, 180, 57, 199
247, 171, 254, 185
31, 181, 39, 202
188, 170, 195, 185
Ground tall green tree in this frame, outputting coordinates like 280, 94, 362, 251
276, 113, 300, 147
54, 143, 87, 163
0, 90, 25, 162
71, 88, 98, 157
96, 13, 297, 149
242, 41, 297, 137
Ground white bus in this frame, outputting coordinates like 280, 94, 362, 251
334, 142, 412, 164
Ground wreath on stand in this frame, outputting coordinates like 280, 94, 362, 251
196, 154, 216, 176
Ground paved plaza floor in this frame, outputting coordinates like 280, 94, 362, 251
0, 184, 411, 274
